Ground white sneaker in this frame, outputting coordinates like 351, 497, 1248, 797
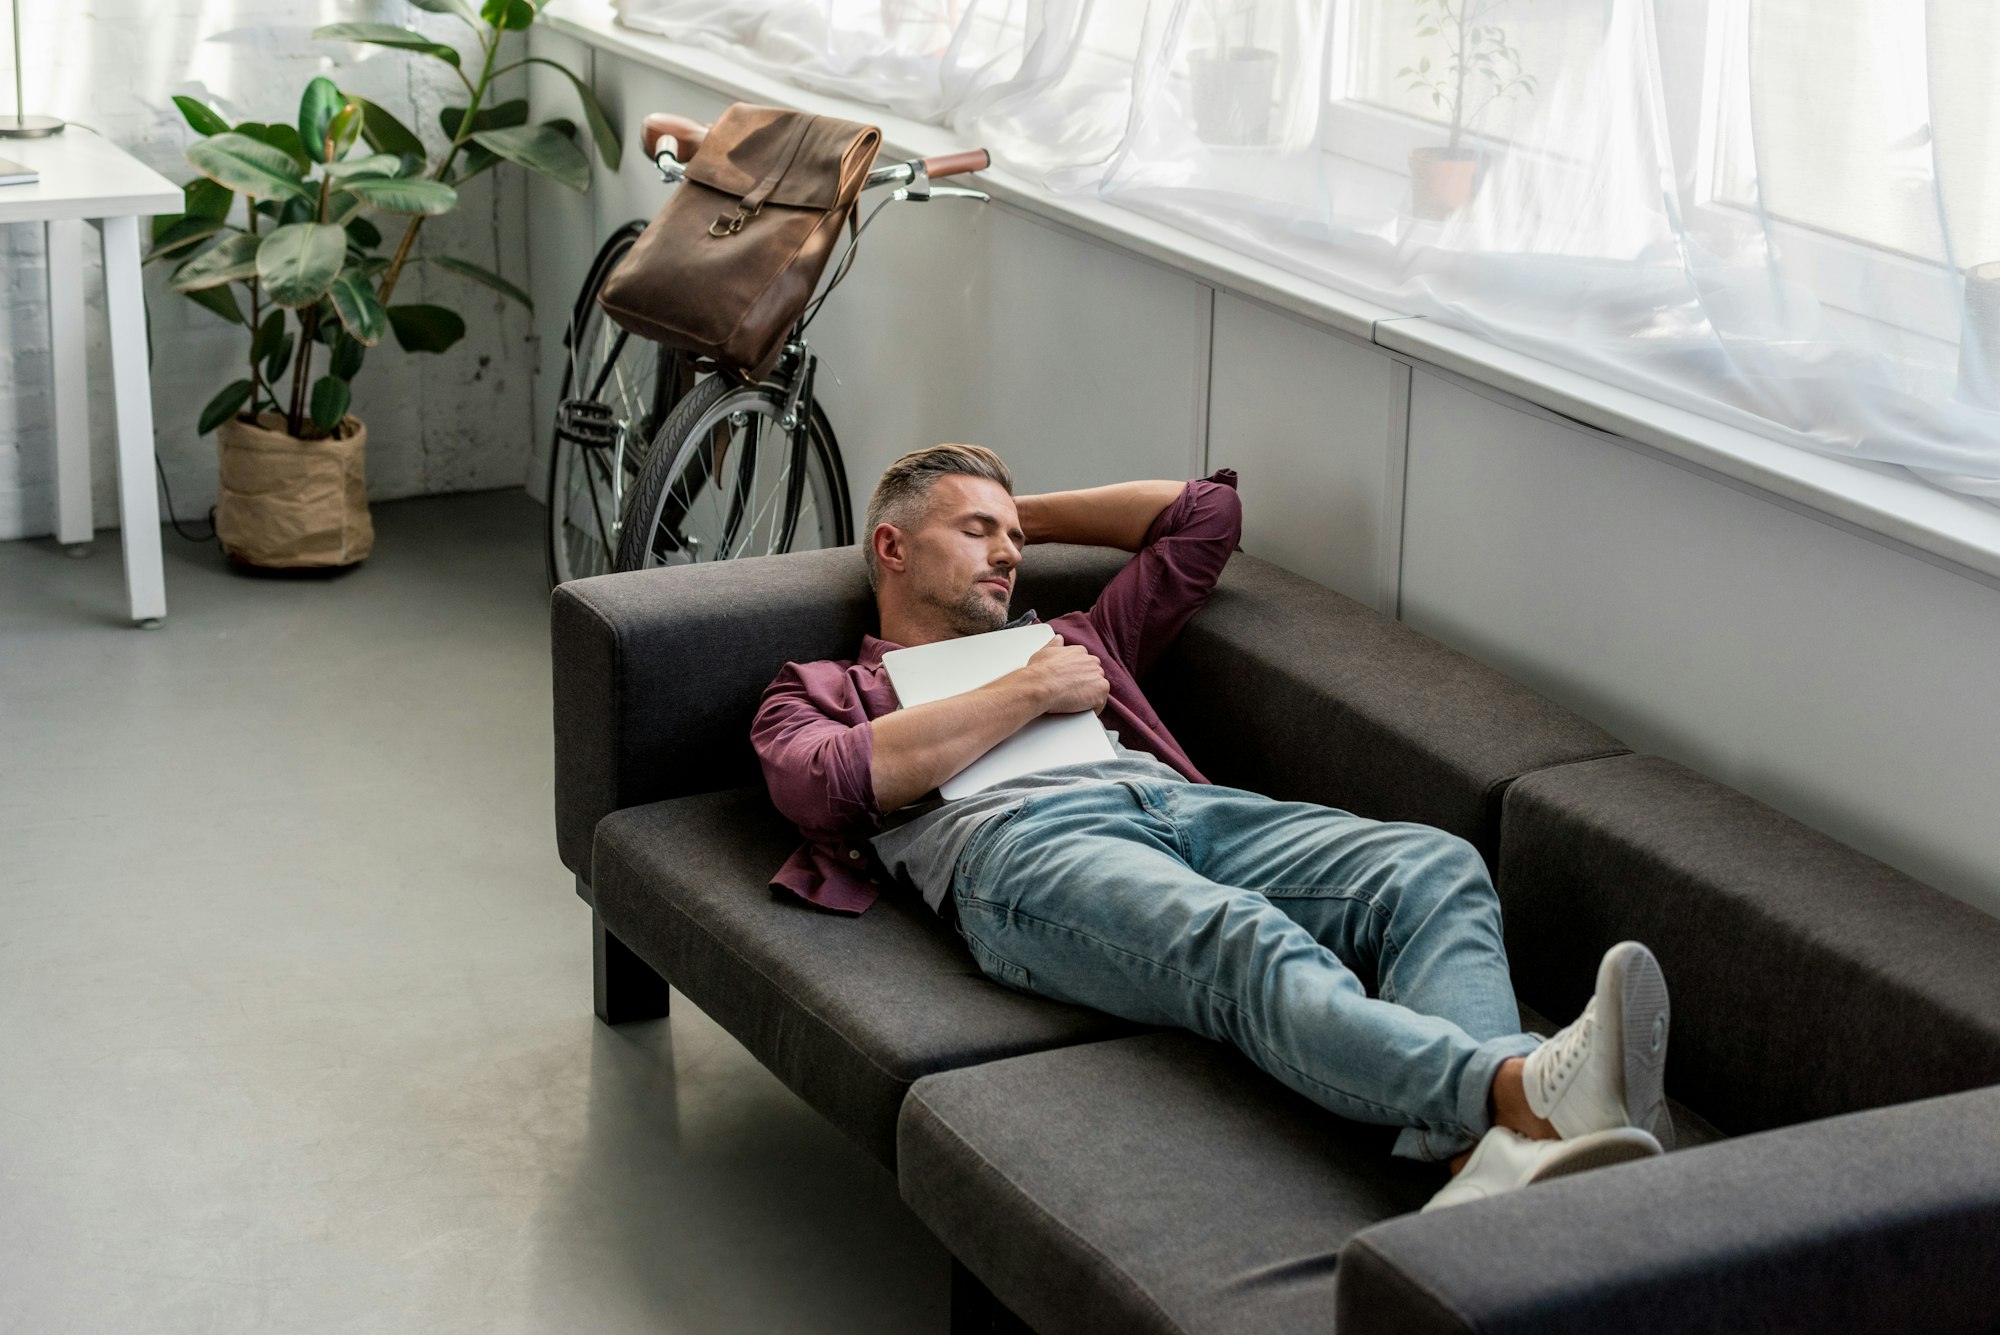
1523, 940, 1674, 1147
1422, 1124, 1662, 1212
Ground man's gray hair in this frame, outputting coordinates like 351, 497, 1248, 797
863, 444, 1015, 590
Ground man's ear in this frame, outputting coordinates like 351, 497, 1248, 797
872, 523, 907, 580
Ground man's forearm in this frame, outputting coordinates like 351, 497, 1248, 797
869, 672, 1047, 813
1016, 479, 1182, 551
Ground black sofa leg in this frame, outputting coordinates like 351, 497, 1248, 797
593, 912, 671, 1025
950, 1259, 1034, 1335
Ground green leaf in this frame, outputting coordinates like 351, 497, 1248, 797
173, 95, 231, 138
262, 329, 295, 384
425, 255, 532, 311
251, 309, 286, 362
171, 232, 263, 290
322, 153, 404, 180
410, 0, 480, 21
329, 333, 365, 380
185, 177, 233, 220
185, 282, 247, 328
329, 270, 388, 346
439, 98, 528, 140
309, 375, 352, 432
450, 142, 501, 184
520, 58, 621, 170
345, 93, 428, 158
237, 122, 311, 171
278, 196, 316, 227
312, 22, 462, 66
145, 215, 227, 262
256, 223, 348, 307
341, 176, 458, 215
470, 122, 588, 192
328, 104, 365, 163
345, 216, 382, 249
386, 303, 466, 353
199, 379, 254, 434
186, 132, 310, 201
479, 0, 537, 31
299, 77, 345, 164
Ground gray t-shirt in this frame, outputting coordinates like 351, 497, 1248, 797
870, 730, 1188, 912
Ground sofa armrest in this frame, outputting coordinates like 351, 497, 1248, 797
1334, 1084, 2000, 1335
550, 547, 877, 877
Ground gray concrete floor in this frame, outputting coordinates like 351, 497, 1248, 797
0, 491, 949, 1334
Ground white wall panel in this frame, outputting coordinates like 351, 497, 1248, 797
802, 200, 1210, 503
1206, 294, 1399, 608
1399, 370, 2000, 918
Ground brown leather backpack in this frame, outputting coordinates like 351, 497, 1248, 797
595, 103, 882, 380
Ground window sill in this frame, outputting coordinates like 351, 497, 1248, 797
545, 2, 2000, 591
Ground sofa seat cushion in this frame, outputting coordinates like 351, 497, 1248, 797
899, 1030, 1725, 1335
590, 786, 1139, 1168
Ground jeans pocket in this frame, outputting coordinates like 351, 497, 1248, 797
958, 800, 1030, 888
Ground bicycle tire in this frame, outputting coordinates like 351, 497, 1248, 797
614, 375, 852, 572
544, 223, 700, 586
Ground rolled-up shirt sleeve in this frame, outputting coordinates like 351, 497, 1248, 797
751, 662, 881, 839
1088, 469, 1242, 679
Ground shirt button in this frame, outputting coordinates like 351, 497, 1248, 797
847, 849, 862, 860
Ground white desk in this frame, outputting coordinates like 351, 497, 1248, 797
2, 131, 182, 626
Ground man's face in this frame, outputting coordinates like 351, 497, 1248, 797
891, 475, 1024, 637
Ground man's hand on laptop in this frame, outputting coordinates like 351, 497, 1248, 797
1018, 635, 1110, 716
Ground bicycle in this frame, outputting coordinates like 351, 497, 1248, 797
545, 112, 991, 585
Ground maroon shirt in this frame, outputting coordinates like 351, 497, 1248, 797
750, 471, 1242, 914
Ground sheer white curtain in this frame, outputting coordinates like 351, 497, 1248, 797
617, 0, 2000, 502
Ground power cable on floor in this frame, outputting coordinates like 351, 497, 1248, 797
155, 453, 217, 543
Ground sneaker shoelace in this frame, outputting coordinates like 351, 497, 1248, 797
1538, 1000, 1597, 1106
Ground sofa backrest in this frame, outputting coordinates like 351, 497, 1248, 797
550, 541, 1634, 883
1498, 753, 2000, 1135
1146, 557, 1627, 869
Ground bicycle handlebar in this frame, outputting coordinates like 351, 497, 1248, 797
642, 111, 990, 190
642, 113, 709, 164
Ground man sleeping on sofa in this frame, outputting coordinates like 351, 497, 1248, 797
751, 444, 1675, 1210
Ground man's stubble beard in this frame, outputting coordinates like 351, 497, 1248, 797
919, 567, 1008, 637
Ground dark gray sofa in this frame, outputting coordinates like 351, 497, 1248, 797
551, 543, 2000, 1334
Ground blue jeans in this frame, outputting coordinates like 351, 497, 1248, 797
948, 781, 1541, 1162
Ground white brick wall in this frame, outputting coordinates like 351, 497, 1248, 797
0, 1, 539, 541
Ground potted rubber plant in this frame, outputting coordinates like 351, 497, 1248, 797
1398, 0, 1537, 219
1189, 0, 1279, 147
148, 0, 617, 568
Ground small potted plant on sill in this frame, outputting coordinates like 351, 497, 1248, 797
149, 0, 617, 569
1399, 0, 1537, 219
1189, 0, 1280, 148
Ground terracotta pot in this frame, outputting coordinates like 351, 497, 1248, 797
1190, 49, 1280, 147
215, 412, 374, 568
1409, 147, 1480, 220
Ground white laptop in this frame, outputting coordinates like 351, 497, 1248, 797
880, 623, 1115, 799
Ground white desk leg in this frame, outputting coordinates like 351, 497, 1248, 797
98, 214, 167, 626
45, 218, 93, 549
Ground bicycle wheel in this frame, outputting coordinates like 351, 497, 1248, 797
614, 375, 853, 572
545, 223, 699, 586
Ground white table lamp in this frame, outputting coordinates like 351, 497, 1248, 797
1, 0, 64, 137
